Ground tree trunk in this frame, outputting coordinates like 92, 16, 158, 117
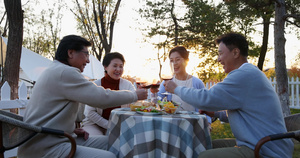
274, 0, 290, 117
2, 0, 23, 113
170, 0, 178, 46
257, 15, 270, 70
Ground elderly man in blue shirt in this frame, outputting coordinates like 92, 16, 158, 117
163, 32, 294, 158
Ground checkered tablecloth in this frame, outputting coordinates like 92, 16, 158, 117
106, 108, 212, 158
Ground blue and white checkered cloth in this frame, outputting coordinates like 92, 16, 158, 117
107, 108, 212, 158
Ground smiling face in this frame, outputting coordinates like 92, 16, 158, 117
67, 47, 90, 72
105, 58, 124, 80
217, 42, 237, 73
169, 51, 187, 75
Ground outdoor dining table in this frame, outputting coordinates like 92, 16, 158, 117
106, 108, 212, 158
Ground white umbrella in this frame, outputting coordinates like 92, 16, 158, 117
1, 36, 104, 82
1, 36, 52, 85
82, 54, 104, 80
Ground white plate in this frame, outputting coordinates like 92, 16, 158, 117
136, 111, 162, 115
120, 108, 130, 111
176, 111, 192, 114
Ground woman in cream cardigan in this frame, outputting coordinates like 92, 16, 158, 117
82, 52, 135, 135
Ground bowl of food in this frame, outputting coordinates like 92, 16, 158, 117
164, 107, 177, 114
157, 100, 180, 108
162, 101, 178, 114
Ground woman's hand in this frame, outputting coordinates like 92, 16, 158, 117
136, 89, 148, 100
74, 128, 89, 140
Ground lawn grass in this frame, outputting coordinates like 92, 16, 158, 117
210, 108, 300, 157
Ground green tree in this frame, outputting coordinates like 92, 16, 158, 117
287, 66, 300, 78
221, 0, 300, 116
138, 0, 187, 80
138, 0, 262, 82
222, 0, 274, 71
22, 1, 65, 59
263, 68, 276, 79
138, 0, 232, 81
71, 0, 121, 61
183, 0, 232, 82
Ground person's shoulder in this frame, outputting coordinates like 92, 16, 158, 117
62, 66, 81, 77
190, 75, 205, 88
229, 63, 257, 74
47, 60, 79, 77
119, 78, 136, 91
120, 78, 135, 88
191, 75, 201, 81
94, 78, 102, 86
228, 63, 264, 81
191, 75, 204, 83
240, 63, 263, 76
55, 62, 84, 81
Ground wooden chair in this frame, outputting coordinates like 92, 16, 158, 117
0, 110, 76, 158
254, 113, 300, 158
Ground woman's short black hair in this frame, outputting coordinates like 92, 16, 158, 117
102, 52, 125, 68
55, 35, 91, 63
216, 32, 249, 57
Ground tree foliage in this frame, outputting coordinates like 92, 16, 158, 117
138, 0, 262, 82
285, 0, 300, 28
71, 0, 121, 62
222, 0, 274, 70
288, 66, 300, 78
264, 67, 300, 79
183, 0, 232, 82
263, 68, 276, 79
1, 0, 65, 59
22, 1, 65, 59
138, 0, 188, 80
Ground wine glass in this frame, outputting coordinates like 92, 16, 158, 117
147, 79, 160, 104
160, 60, 174, 96
135, 77, 147, 89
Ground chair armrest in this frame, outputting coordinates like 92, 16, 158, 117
0, 112, 77, 158
41, 127, 76, 158
254, 130, 300, 158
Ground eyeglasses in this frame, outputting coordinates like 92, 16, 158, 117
78, 50, 90, 57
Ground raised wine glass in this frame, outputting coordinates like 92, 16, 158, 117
160, 60, 174, 96
135, 77, 147, 89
